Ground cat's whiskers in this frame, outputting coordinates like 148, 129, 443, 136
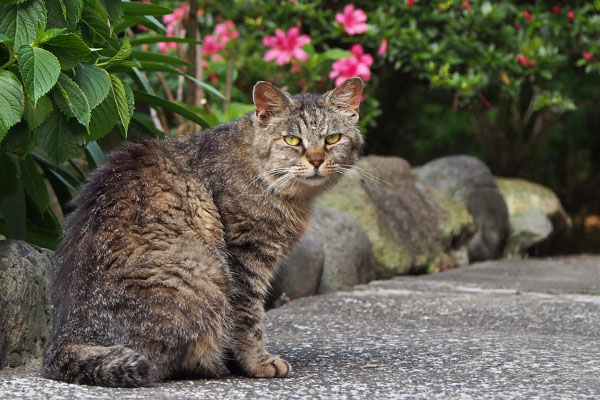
338, 164, 392, 187
263, 172, 297, 195
248, 168, 289, 186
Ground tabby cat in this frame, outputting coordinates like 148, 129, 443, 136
42, 77, 364, 387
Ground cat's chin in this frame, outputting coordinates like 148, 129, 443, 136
298, 174, 328, 187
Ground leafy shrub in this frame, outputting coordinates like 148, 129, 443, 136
0, 0, 214, 248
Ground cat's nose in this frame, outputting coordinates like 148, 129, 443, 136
308, 155, 324, 168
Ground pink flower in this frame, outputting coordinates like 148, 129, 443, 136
202, 35, 225, 60
215, 20, 239, 44
158, 3, 189, 53
263, 27, 311, 66
515, 54, 527, 67
377, 38, 388, 57
163, 3, 189, 25
407, 0, 415, 7
157, 41, 176, 53
462, 1, 471, 12
583, 52, 595, 61
157, 23, 178, 53
335, 4, 368, 35
514, 22, 521, 29
329, 44, 373, 86
552, 6, 560, 14
523, 10, 532, 22
528, 59, 536, 68
567, 11, 574, 21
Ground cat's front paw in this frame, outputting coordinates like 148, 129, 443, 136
246, 356, 291, 378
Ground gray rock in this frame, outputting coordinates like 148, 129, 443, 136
503, 209, 553, 257
270, 234, 324, 305
318, 156, 475, 276
0, 240, 54, 370
495, 177, 572, 256
313, 207, 377, 294
415, 155, 509, 262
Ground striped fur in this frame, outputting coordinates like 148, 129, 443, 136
42, 78, 364, 386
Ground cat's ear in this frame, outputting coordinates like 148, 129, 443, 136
253, 81, 293, 121
324, 77, 364, 115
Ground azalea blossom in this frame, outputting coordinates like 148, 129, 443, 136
515, 54, 527, 67
523, 10, 532, 22
215, 20, 239, 44
158, 3, 189, 53
335, 4, 368, 35
407, 0, 415, 7
552, 6, 560, 14
377, 38, 388, 57
158, 23, 178, 53
462, 1, 471, 12
202, 35, 225, 60
263, 27, 311, 66
329, 44, 373, 86
567, 11, 574, 20
163, 3, 189, 25
583, 52, 595, 61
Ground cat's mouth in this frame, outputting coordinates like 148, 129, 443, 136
300, 171, 327, 186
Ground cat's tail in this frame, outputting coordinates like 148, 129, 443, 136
42, 343, 153, 387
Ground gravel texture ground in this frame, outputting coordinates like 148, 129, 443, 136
1, 256, 599, 399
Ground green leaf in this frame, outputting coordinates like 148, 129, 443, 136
73, 63, 110, 109
0, 152, 19, 200
133, 90, 210, 128
85, 141, 105, 168
132, 113, 165, 137
0, 33, 14, 68
81, 0, 116, 47
0, 0, 47, 49
0, 70, 24, 143
88, 91, 118, 141
320, 49, 353, 61
112, 16, 165, 35
225, 102, 255, 122
20, 155, 49, 212
131, 49, 193, 67
53, 72, 91, 127
46, 0, 83, 31
0, 170, 26, 240
97, 36, 131, 67
36, 109, 87, 164
132, 62, 226, 101
3, 122, 37, 155
33, 27, 66, 46
18, 46, 61, 107
122, 2, 172, 16
99, 0, 122, 23
124, 80, 135, 126
24, 94, 52, 131
109, 74, 130, 134
130, 35, 203, 46
44, 33, 91, 69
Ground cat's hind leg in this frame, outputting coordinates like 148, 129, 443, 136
42, 342, 152, 387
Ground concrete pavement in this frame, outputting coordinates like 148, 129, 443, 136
1, 256, 598, 399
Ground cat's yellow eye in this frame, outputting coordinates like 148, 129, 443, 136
325, 133, 341, 145
284, 135, 302, 146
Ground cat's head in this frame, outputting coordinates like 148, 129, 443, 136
251, 77, 364, 197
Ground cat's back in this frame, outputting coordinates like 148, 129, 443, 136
55, 137, 225, 293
